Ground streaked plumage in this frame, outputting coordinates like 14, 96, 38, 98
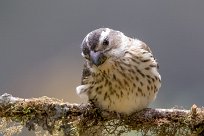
76, 28, 161, 114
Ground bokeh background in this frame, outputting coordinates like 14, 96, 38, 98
0, 1, 204, 134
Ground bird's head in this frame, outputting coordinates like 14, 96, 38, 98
81, 28, 128, 67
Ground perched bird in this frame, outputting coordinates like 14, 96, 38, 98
76, 28, 161, 114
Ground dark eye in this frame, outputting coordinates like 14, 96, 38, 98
102, 37, 109, 46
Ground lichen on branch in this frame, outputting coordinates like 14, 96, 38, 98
0, 93, 203, 136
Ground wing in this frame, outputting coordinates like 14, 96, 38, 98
76, 62, 91, 97
130, 40, 159, 69
140, 42, 159, 69
140, 42, 152, 53
81, 62, 91, 85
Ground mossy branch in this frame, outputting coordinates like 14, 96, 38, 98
0, 93, 204, 136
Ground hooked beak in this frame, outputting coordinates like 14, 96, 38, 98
90, 51, 107, 66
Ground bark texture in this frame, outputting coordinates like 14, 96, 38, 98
0, 93, 203, 136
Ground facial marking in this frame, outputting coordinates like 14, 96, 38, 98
85, 33, 90, 45
99, 28, 111, 45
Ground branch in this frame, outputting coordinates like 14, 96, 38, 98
0, 93, 203, 136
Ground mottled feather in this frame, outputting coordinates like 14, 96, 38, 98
76, 28, 161, 114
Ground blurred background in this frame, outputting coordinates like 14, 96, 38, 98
1, 0, 204, 113
1, 0, 204, 135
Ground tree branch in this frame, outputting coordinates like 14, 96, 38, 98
0, 93, 203, 136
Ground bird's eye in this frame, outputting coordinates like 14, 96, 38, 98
102, 37, 109, 46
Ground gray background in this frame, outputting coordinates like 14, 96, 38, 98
1, 0, 204, 112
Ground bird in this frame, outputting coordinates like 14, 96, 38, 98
76, 28, 161, 114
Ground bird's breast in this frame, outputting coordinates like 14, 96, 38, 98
87, 59, 161, 114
